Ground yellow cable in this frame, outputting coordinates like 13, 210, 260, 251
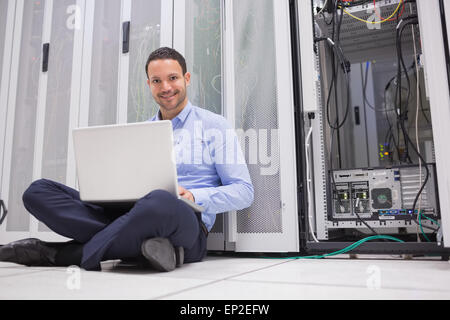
340, 0, 403, 25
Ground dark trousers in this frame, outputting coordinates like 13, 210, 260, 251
22, 179, 207, 271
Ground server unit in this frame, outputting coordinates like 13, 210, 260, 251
330, 165, 439, 222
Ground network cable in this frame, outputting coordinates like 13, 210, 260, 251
340, 0, 404, 24
305, 125, 319, 243
265, 235, 404, 260
395, 15, 441, 242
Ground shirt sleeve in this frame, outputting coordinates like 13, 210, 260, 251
190, 164, 254, 214
189, 123, 254, 214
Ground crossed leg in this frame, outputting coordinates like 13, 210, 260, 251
21, 179, 206, 271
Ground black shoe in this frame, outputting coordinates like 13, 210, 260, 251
140, 238, 184, 272
0, 238, 58, 267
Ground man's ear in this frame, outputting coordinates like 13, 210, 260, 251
147, 78, 151, 88
184, 72, 191, 86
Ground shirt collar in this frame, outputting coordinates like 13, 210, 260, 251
174, 101, 193, 123
155, 101, 193, 124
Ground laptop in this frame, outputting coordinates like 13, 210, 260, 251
72, 120, 204, 212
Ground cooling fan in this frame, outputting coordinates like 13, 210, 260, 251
371, 188, 393, 209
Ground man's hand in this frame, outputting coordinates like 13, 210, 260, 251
178, 186, 195, 202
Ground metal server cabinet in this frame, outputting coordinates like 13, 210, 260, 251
0, 0, 300, 250
293, 0, 450, 257
207, 0, 300, 253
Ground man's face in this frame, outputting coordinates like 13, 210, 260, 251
147, 59, 191, 118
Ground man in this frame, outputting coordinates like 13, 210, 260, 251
0, 47, 254, 272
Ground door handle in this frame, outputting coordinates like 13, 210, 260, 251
122, 21, 130, 54
354, 106, 361, 125
42, 43, 50, 72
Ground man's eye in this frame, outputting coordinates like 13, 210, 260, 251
152, 79, 161, 84
170, 76, 178, 81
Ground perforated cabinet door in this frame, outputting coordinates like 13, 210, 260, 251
228, 0, 299, 252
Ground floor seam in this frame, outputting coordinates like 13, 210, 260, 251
151, 260, 293, 300
0, 267, 65, 279
223, 278, 450, 293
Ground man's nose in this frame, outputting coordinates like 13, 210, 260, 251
161, 80, 171, 91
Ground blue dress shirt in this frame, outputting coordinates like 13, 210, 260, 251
150, 102, 254, 231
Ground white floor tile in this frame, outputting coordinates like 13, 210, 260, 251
0, 264, 210, 300
130, 256, 290, 281
230, 258, 450, 293
1, 256, 450, 300
0, 262, 61, 277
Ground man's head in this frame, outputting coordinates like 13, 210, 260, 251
145, 47, 187, 78
146, 47, 191, 120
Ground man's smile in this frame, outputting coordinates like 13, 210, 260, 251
160, 91, 178, 101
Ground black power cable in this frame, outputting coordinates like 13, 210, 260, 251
317, 1, 378, 236
395, 17, 435, 235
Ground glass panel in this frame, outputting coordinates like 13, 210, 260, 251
127, 0, 161, 123
7, 0, 45, 231
88, 0, 121, 126
0, 0, 8, 95
0, 0, 8, 192
233, 0, 282, 234
185, 0, 222, 233
39, 0, 76, 231
185, 0, 222, 115
41, 0, 76, 183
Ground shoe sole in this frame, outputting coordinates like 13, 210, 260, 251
141, 238, 176, 272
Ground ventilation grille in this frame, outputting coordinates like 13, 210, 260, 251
400, 167, 432, 208
234, 0, 282, 234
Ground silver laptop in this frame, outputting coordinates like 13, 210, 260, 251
72, 120, 204, 212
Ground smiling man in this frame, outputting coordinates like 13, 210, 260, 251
0, 47, 254, 272
144, 47, 255, 260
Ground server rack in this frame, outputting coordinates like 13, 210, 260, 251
293, 0, 450, 257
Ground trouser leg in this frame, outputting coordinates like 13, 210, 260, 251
22, 179, 112, 243
183, 222, 208, 263
81, 190, 206, 271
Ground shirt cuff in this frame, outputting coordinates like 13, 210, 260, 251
190, 188, 211, 211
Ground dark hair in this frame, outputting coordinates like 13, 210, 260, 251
145, 47, 187, 79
